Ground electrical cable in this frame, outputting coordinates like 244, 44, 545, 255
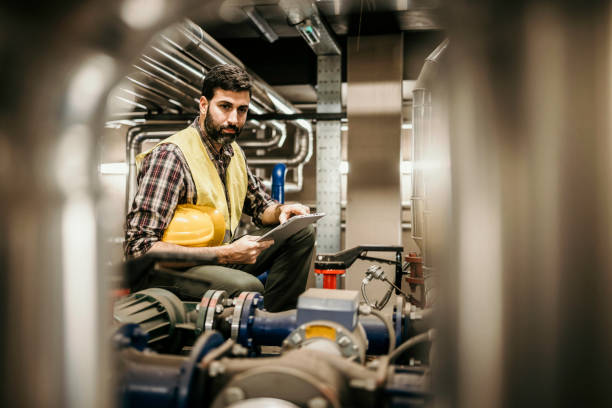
361, 280, 372, 307
388, 329, 435, 363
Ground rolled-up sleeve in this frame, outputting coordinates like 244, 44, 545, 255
240, 152, 278, 226
124, 145, 187, 257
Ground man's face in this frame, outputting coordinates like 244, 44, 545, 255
199, 88, 250, 145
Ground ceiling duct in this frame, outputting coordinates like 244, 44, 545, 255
242, 5, 279, 43
279, 0, 341, 55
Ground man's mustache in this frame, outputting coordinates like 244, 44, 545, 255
221, 125, 240, 132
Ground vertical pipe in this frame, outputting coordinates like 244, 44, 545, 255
442, 1, 612, 407
271, 163, 287, 203
0, 2, 198, 407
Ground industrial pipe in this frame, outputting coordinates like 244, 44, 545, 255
271, 163, 287, 203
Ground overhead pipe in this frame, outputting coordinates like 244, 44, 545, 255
163, 22, 276, 113
137, 55, 201, 97
125, 73, 197, 110
129, 68, 200, 107
148, 43, 206, 85
117, 83, 176, 114
183, 19, 246, 69
176, 19, 311, 132
132, 56, 269, 115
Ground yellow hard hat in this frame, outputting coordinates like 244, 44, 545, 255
162, 204, 225, 247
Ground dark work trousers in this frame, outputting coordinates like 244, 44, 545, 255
135, 224, 315, 312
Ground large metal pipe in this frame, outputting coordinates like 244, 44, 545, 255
441, 1, 612, 407
0, 2, 206, 407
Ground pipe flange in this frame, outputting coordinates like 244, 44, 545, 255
238, 292, 263, 348
177, 331, 225, 408
231, 292, 251, 341
196, 289, 216, 335
197, 290, 227, 334
196, 289, 214, 335
205, 290, 228, 332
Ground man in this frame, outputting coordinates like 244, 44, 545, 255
125, 64, 314, 312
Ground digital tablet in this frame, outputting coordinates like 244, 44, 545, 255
257, 213, 326, 242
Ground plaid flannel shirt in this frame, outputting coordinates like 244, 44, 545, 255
124, 118, 277, 257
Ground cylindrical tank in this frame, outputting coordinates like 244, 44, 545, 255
411, 39, 449, 307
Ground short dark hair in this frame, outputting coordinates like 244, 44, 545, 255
201, 64, 252, 100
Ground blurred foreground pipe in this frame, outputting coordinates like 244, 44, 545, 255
442, 1, 612, 407
0, 1, 201, 407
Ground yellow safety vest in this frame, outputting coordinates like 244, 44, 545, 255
136, 126, 248, 241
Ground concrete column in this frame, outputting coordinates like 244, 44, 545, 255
345, 35, 404, 294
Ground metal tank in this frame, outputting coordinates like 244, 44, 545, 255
411, 39, 449, 307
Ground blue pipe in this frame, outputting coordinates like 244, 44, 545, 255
251, 311, 296, 346
271, 163, 287, 203
360, 315, 392, 354
118, 331, 224, 408
248, 310, 395, 355
259, 163, 287, 285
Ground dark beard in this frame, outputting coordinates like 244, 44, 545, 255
204, 111, 240, 144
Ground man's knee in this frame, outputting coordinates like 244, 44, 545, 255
186, 266, 264, 295
233, 273, 265, 294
